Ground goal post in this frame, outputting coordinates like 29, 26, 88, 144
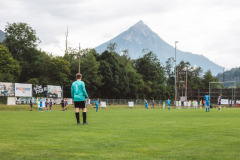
209, 81, 236, 107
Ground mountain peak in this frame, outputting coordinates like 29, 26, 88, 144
135, 20, 144, 25
131, 20, 150, 31
126, 20, 157, 40
95, 21, 223, 75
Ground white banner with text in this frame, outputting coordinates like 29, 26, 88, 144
15, 83, 32, 97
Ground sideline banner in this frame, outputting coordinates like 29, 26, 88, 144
54, 98, 62, 104
33, 85, 47, 97
128, 101, 134, 107
15, 83, 32, 97
221, 99, 228, 105
7, 97, 16, 105
47, 85, 62, 98
0, 82, 15, 96
68, 98, 73, 105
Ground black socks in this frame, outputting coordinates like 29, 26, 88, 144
76, 112, 87, 123
83, 112, 86, 123
75, 112, 80, 123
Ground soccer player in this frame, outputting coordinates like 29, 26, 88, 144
230, 100, 233, 108
49, 99, 52, 111
61, 98, 65, 111
30, 98, 33, 111
236, 99, 240, 108
45, 98, 49, 111
94, 98, 99, 112
192, 100, 195, 109
199, 100, 202, 109
39, 97, 43, 112
218, 94, 222, 111
162, 101, 165, 109
167, 98, 171, 110
64, 98, 68, 110
205, 93, 210, 112
178, 100, 181, 108
188, 100, 191, 109
71, 73, 89, 125
195, 100, 198, 109
152, 99, 155, 109
144, 99, 149, 110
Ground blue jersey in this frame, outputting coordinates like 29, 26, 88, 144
95, 100, 99, 107
167, 100, 171, 105
40, 99, 43, 107
205, 95, 210, 102
145, 100, 148, 106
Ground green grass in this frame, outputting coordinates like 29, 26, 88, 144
0, 105, 240, 160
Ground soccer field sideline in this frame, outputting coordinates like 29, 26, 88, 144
0, 103, 237, 111
0, 106, 240, 160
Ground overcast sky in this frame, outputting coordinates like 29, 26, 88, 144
1, 0, 240, 70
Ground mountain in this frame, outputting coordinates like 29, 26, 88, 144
216, 67, 240, 83
95, 20, 223, 75
0, 30, 5, 43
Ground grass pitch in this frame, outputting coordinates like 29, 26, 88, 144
0, 105, 240, 160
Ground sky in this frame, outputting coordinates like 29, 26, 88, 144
1, 0, 240, 70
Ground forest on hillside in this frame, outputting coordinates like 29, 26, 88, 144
0, 22, 219, 99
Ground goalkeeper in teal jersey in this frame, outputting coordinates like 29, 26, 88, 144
71, 73, 89, 125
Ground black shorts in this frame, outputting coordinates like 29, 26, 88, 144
74, 101, 86, 108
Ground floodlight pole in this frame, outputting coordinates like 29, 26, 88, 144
223, 67, 224, 82
209, 82, 210, 105
185, 68, 188, 102
174, 41, 178, 104
79, 43, 81, 73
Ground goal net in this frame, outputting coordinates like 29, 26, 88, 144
209, 81, 236, 107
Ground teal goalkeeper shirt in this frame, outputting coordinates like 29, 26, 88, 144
71, 80, 88, 101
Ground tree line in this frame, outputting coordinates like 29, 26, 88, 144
0, 22, 219, 100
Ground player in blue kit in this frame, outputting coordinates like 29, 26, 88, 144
205, 93, 210, 112
94, 98, 99, 112
144, 99, 149, 110
39, 97, 43, 112
167, 98, 171, 110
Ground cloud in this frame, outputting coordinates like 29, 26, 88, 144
1, 0, 240, 69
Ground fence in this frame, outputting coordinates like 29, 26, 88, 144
0, 97, 7, 104
91, 99, 165, 105
2, 88, 240, 106
180, 89, 240, 106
